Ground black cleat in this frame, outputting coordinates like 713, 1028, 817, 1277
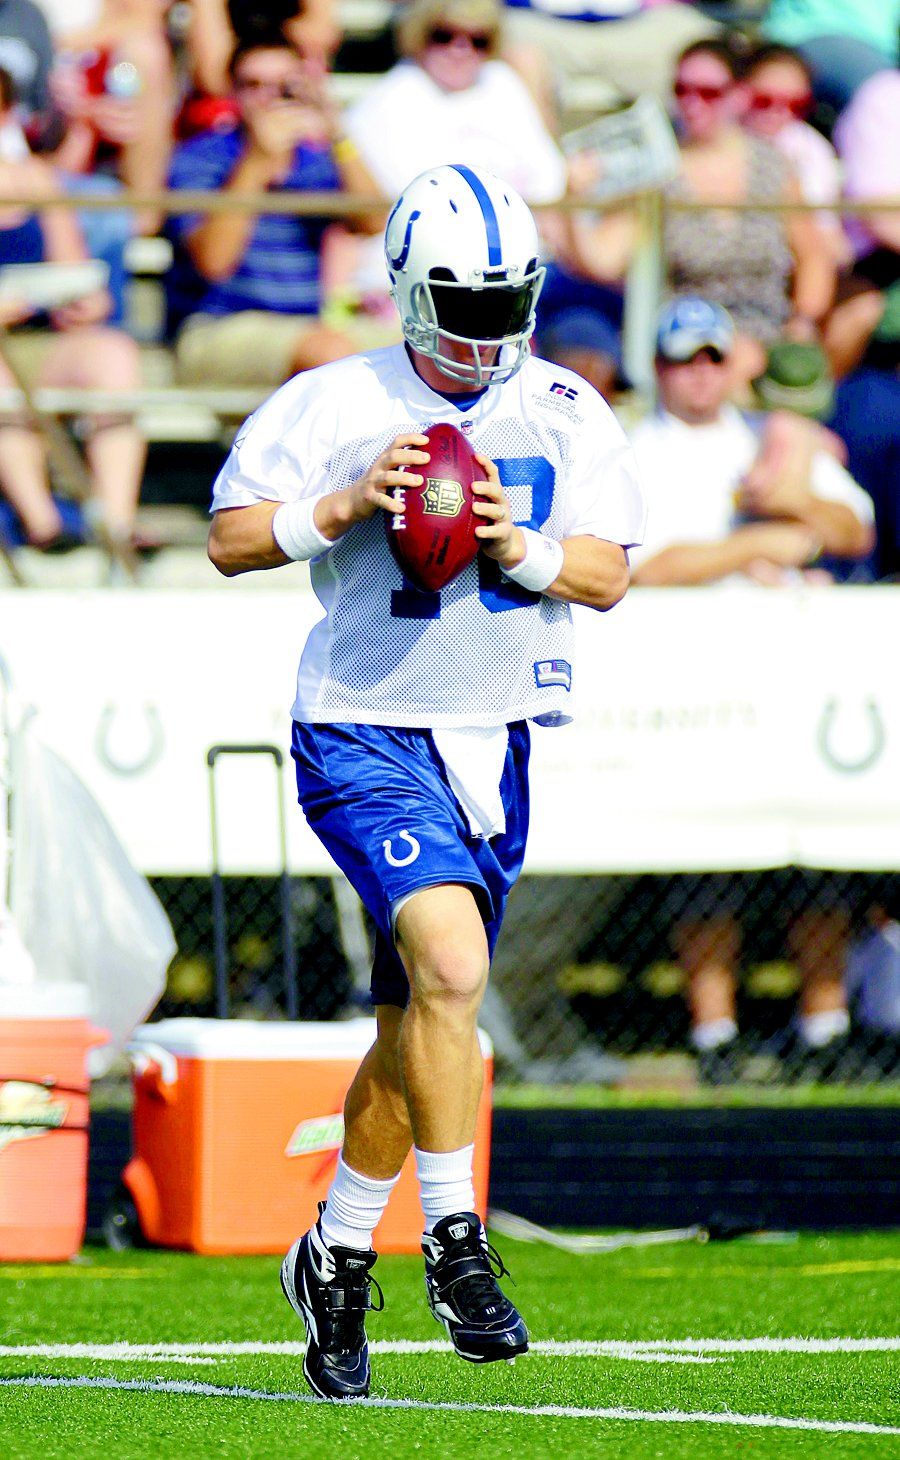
422, 1212, 529, 1364
695, 1037, 742, 1087
280, 1205, 383, 1400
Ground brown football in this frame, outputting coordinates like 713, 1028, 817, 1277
387, 421, 483, 592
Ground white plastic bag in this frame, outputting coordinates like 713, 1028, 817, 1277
0, 906, 37, 985
8, 715, 176, 1072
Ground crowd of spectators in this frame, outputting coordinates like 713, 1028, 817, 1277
0, 0, 895, 567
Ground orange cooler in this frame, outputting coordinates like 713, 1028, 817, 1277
0, 984, 105, 1261
125, 1018, 493, 1255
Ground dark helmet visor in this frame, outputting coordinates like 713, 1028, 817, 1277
429, 277, 537, 341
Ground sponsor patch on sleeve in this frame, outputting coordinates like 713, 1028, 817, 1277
534, 659, 572, 691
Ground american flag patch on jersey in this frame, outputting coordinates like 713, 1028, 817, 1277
534, 659, 572, 691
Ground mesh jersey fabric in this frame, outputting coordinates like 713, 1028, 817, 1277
211, 344, 646, 728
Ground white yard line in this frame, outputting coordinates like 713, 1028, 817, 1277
614, 1338, 900, 1355
0, 1337, 896, 1361
0, 1374, 897, 1437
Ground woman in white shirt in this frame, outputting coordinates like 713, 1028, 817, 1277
337, 0, 566, 311
346, 0, 566, 205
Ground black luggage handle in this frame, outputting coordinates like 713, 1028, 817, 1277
207, 744, 285, 768
206, 743, 298, 1020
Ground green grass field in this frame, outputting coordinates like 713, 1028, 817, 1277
1, 1231, 898, 1459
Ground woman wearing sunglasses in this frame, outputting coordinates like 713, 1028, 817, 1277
559, 37, 837, 391
336, 0, 565, 323
742, 43, 847, 266
342, 0, 565, 207
663, 38, 836, 386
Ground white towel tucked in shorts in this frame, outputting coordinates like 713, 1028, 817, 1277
432, 725, 510, 840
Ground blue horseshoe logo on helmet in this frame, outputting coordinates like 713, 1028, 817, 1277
386, 208, 421, 271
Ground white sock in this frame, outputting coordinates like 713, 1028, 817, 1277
691, 1017, 738, 1052
414, 1145, 476, 1234
798, 1008, 850, 1048
318, 1155, 400, 1251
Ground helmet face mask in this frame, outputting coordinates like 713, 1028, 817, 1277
385, 165, 546, 387
410, 267, 545, 385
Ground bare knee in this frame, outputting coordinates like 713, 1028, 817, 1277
85, 330, 142, 389
789, 908, 850, 984
674, 914, 740, 978
395, 883, 490, 1017
410, 947, 489, 1013
43, 328, 142, 390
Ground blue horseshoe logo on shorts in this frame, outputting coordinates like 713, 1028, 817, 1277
383, 830, 421, 867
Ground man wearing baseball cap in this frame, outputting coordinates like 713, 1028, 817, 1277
628, 295, 873, 590
625, 294, 875, 1082
654, 296, 735, 369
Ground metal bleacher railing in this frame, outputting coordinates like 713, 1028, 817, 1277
3, 186, 898, 407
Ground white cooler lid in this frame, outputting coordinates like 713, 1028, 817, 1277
130, 1017, 493, 1061
0, 983, 91, 1020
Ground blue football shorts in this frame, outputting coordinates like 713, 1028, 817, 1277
291, 720, 531, 1008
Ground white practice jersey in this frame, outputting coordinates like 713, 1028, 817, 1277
212, 344, 646, 728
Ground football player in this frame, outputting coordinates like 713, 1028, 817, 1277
208, 163, 646, 1400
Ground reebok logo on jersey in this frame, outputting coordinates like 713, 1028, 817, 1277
534, 659, 572, 691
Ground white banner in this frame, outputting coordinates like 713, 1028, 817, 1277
2, 586, 898, 875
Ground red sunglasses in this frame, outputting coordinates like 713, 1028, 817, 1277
673, 78, 731, 104
748, 87, 813, 119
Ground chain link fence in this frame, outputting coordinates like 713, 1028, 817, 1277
151, 868, 900, 1087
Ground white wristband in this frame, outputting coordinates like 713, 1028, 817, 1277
272, 498, 332, 562
501, 527, 564, 593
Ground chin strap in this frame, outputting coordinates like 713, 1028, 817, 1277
426, 338, 525, 389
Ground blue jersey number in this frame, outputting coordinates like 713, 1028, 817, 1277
390, 455, 555, 620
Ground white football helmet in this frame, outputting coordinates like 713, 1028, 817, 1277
384, 164, 545, 387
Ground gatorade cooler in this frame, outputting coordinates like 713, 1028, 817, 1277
0, 985, 106, 1262
124, 1019, 493, 1255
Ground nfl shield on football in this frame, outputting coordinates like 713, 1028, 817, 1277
387, 421, 482, 592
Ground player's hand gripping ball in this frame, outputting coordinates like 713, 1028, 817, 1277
387, 422, 483, 592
